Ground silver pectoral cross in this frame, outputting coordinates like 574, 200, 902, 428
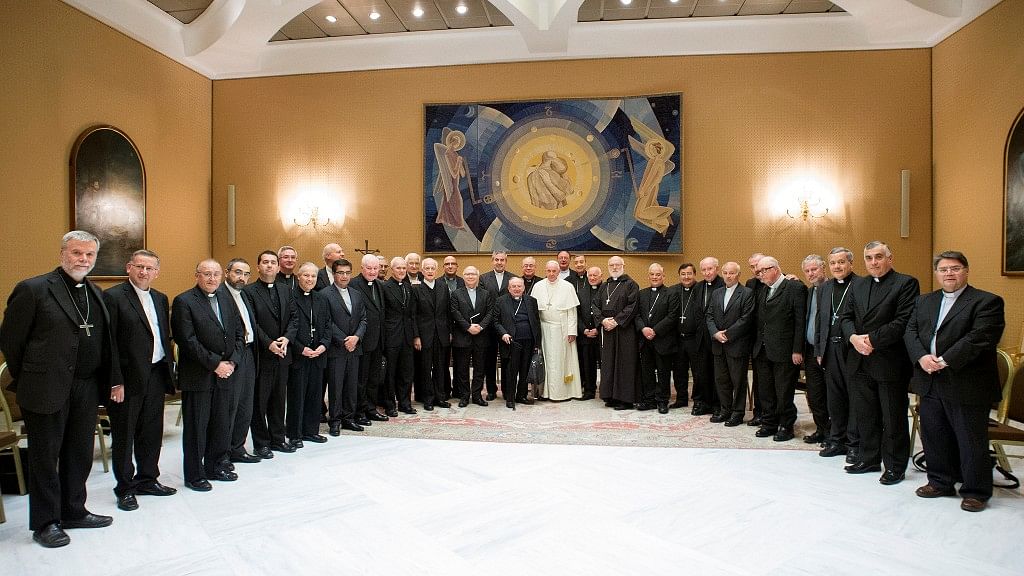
831, 313, 838, 325
81, 322, 94, 336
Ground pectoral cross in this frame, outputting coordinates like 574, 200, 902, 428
310, 326, 316, 339
80, 322, 94, 336
831, 313, 838, 325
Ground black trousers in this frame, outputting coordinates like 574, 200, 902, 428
384, 345, 414, 410
251, 357, 287, 449
418, 343, 447, 406
358, 347, 384, 415
228, 347, 255, 456
22, 377, 99, 530
715, 354, 749, 417
576, 333, 600, 397
182, 383, 231, 483
412, 348, 425, 402
501, 339, 534, 401
287, 358, 324, 439
754, 351, 799, 430
640, 345, 673, 404
327, 354, 360, 424
851, 372, 910, 473
694, 342, 718, 409
453, 343, 486, 400
672, 336, 701, 404
443, 346, 454, 400
919, 391, 993, 500
823, 341, 859, 449
108, 365, 170, 496
484, 331, 499, 396
803, 341, 829, 435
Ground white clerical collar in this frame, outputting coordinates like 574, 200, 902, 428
129, 280, 150, 295
206, 292, 216, 298
943, 286, 967, 298
725, 284, 737, 292
651, 286, 659, 292
425, 279, 435, 288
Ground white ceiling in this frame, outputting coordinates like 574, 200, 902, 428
61, 0, 1001, 79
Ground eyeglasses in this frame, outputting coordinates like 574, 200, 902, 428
754, 265, 776, 275
229, 270, 251, 277
129, 264, 158, 273
334, 270, 352, 275
198, 271, 222, 279
936, 266, 965, 274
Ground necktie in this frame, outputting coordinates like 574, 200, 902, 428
806, 286, 817, 344
370, 282, 379, 307
210, 295, 223, 326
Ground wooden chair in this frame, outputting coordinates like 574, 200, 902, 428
0, 362, 27, 494
166, 342, 182, 426
989, 350, 1024, 472
95, 407, 110, 473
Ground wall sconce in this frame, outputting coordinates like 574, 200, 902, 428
293, 205, 333, 232
787, 192, 829, 221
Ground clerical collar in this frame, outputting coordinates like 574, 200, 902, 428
836, 275, 850, 284
943, 285, 967, 298
871, 269, 894, 283
58, 268, 86, 288
513, 296, 521, 301
682, 285, 693, 291
651, 286, 659, 292
262, 281, 274, 288
302, 291, 310, 296
129, 279, 149, 293
590, 285, 598, 290
206, 292, 216, 298
424, 279, 435, 288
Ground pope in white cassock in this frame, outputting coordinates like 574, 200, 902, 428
531, 261, 583, 400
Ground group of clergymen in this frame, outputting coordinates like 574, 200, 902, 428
0, 231, 1007, 548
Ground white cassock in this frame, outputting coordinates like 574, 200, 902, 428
531, 279, 583, 400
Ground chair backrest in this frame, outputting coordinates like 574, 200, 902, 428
996, 349, 1018, 424
0, 362, 18, 432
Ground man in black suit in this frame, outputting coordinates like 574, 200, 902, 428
800, 254, 830, 445
286, 263, 331, 447
323, 258, 368, 434
440, 255, 465, 400
103, 250, 177, 513
495, 277, 542, 408
814, 247, 860, 460
694, 257, 726, 418
751, 256, 807, 442
519, 256, 540, 295
706, 262, 755, 426
244, 251, 298, 456
840, 240, 920, 485
905, 251, 1004, 512
381, 256, 417, 416
1, 230, 119, 547
636, 263, 679, 414
412, 258, 452, 411
576, 266, 602, 401
451, 266, 495, 407
349, 254, 389, 423
172, 259, 245, 493
314, 243, 345, 290
744, 252, 767, 426
479, 251, 515, 400
669, 263, 700, 409
222, 258, 261, 467
276, 245, 299, 290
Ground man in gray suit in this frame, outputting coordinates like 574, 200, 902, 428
322, 259, 367, 434
705, 262, 755, 426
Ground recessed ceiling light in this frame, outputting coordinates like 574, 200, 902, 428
669, 0, 679, 3
369, 11, 380, 20
412, 6, 424, 18
325, 15, 337, 23
456, 4, 468, 14
620, 0, 632, 5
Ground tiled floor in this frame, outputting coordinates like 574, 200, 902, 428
2, 407, 1023, 575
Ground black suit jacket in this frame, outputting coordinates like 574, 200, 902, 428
494, 294, 541, 358
103, 281, 175, 396
348, 274, 385, 352
412, 280, 451, 349
314, 266, 333, 291
840, 270, 919, 382
0, 268, 121, 413
753, 278, 807, 362
172, 286, 245, 392
904, 285, 1005, 406
288, 290, 333, 365
450, 286, 494, 348
441, 275, 466, 294
480, 270, 517, 298
577, 282, 602, 333
320, 285, 367, 358
813, 274, 857, 363
243, 281, 298, 365
381, 277, 416, 349
635, 286, 679, 355
706, 284, 755, 358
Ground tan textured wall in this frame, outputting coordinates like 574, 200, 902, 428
0, 0, 212, 315
212, 50, 933, 286
933, 0, 1024, 351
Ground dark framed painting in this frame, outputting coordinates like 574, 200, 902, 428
70, 125, 146, 278
424, 94, 682, 254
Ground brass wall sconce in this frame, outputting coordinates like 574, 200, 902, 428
294, 205, 333, 232
787, 195, 829, 221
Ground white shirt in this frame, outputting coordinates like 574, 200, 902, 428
931, 285, 967, 356
226, 285, 255, 345
335, 285, 352, 312
130, 282, 165, 363
723, 284, 737, 309
558, 269, 570, 280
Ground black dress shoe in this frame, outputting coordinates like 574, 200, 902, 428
724, 415, 744, 427
613, 403, 634, 410
185, 479, 213, 492
435, 401, 451, 409
747, 416, 763, 427
580, 393, 596, 401
62, 512, 114, 529
33, 524, 70, 548
691, 402, 711, 416
658, 402, 669, 414
506, 400, 515, 409
135, 481, 177, 496
290, 439, 304, 449
668, 400, 688, 409
472, 397, 488, 407
342, 421, 364, 432
635, 402, 656, 411
254, 447, 274, 459
399, 406, 417, 415
230, 452, 261, 464
754, 426, 777, 438
773, 428, 795, 442
270, 442, 296, 453
329, 425, 341, 436
117, 493, 139, 511
844, 462, 882, 474
222, 462, 236, 471
385, 409, 399, 417
486, 393, 496, 401
604, 400, 619, 408
846, 449, 860, 464
517, 397, 534, 405
423, 404, 434, 411
303, 434, 328, 443
803, 432, 825, 444
367, 411, 389, 421
709, 413, 727, 423
355, 416, 373, 426
209, 469, 238, 482
818, 443, 847, 458
458, 398, 470, 408
878, 470, 905, 485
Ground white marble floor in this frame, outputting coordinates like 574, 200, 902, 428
2, 412, 1024, 576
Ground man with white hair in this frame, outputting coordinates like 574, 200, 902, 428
531, 260, 583, 400
315, 243, 345, 290
1, 230, 121, 547
480, 251, 516, 400
412, 257, 452, 410
801, 254, 830, 445
450, 266, 495, 407
349, 253, 388, 423
381, 256, 417, 415
596, 256, 639, 409
636, 263, 679, 413
693, 256, 725, 418
520, 256, 540, 295
576, 265, 603, 400
405, 252, 423, 283
556, 250, 572, 280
